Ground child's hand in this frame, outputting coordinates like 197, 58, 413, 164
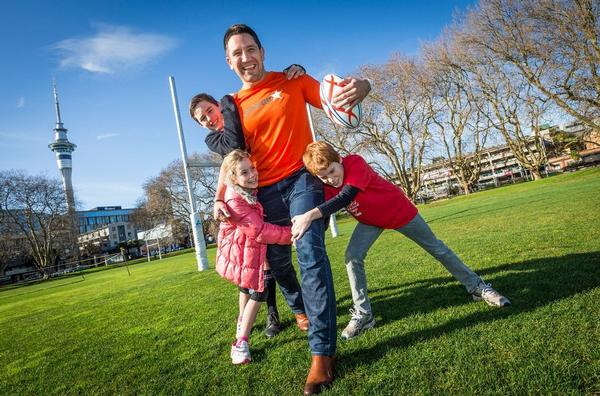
291, 213, 312, 242
284, 64, 306, 80
213, 201, 230, 222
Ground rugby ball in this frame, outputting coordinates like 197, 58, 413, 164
320, 74, 362, 128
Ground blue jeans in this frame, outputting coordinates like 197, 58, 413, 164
345, 213, 484, 314
258, 168, 336, 355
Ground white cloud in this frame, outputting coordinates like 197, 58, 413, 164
96, 133, 119, 140
52, 24, 177, 74
17, 96, 25, 108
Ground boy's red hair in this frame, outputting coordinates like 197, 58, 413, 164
303, 141, 341, 175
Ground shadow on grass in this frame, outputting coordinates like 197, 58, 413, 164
425, 208, 477, 224
335, 251, 600, 376
425, 197, 549, 224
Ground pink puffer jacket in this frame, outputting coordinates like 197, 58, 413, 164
216, 186, 292, 292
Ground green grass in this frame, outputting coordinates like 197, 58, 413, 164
1, 168, 599, 395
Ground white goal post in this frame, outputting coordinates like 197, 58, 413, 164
306, 103, 339, 238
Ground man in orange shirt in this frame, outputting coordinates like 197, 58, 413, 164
214, 24, 370, 394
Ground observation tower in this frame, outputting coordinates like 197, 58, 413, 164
48, 83, 77, 210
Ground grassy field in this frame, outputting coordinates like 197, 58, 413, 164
1, 169, 599, 395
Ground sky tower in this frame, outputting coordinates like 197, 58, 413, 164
48, 83, 77, 211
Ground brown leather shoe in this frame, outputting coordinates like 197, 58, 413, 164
295, 313, 309, 331
303, 355, 335, 395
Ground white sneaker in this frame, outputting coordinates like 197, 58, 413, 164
341, 309, 375, 340
472, 283, 511, 307
231, 341, 251, 365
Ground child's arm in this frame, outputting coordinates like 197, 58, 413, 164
204, 95, 246, 156
283, 64, 306, 79
207, 94, 244, 220
213, 163, 230, 220
229, 198, 292, 245
291, 185, 360, 241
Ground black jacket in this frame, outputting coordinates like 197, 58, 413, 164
204, 95, 246, 156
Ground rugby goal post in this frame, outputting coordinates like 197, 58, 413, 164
168, 76, 209, 271
306, 104, 339, 238
138, 224, 171, 262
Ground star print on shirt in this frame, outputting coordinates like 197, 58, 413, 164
245, 90, 284, 115
271, 90, 282, 100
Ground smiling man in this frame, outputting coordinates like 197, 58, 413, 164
189, 67, 310, 340
213, 24, 371, 394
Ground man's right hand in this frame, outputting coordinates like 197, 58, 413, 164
213, 201, 231, 222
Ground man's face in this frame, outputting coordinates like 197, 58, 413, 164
226, 33, 266, 87
193, 100, 224, 131
315, 162, 345, 188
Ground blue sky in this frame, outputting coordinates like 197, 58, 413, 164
0, 0, 475, 210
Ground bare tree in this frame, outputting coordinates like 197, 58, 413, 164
464, 0, 600, 132
129, 199, 156, 232
545, 123, 600, 159
138, 152, 221, 242
316, 55, 433, 200
0, 171, 77, 278
466, 46, 551, 180
0, 233, 30, 275
423, 37, 491, 194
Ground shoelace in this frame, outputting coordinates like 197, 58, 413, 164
267, 312, 279, 324
481, 283, 500, 296
349, 308, 366, 325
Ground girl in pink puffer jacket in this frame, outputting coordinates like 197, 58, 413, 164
216, 149, 292, 365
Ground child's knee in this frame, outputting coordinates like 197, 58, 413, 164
428, 241, 451, 259
345, 247, 366, 264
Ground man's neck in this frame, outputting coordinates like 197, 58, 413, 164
241, 71, 269, 90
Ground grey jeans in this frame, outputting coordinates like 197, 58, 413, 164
345, 213, 484, 315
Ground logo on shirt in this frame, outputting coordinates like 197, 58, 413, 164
245, 90, 283, 115
347, 200, 362, 217
271, 90, 282, 100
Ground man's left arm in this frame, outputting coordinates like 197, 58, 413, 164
300, 74, 324, 109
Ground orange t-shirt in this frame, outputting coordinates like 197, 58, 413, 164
234, 72, 322, 187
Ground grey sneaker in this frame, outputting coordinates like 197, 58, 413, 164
264, 312, 281, 338
472, 283, 511, 307
341, 309, 375, 340
231, 340, 251, 365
